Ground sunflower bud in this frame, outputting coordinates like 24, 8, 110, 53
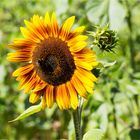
89, 24, 118, 52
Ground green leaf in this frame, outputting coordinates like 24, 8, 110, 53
86, 0, 109, 25
129, 128, 140, 140
103, 61, 116, 67
109, 0, 126, 30
97, 61, 116, 68
9, 102, 42, 122
83, 129, 104, 140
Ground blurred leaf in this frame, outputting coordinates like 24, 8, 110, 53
55, 0, 68, 16
9, 102, 42, 122
83, 129, 104, 140
129, 128, 140, 140
109, 0, 126, 30
97, 61, 116, 68
86, 0, 109, 24
133, 72, 140, 79
103, 60, 116, 67
0, 98, 6, 106
97, 103, 109, 132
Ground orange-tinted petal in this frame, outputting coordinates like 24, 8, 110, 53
71, 74, 87, 98
44, 12, 51, 27
70, 41, 87, 53
72, 26, 85, 34
20, 27, 40, 43
29, 91, 41, 103
50, 12, 58, 37
77, 67, 97, 82
12, 64, 34, 77
32, 81, 47, 92
74, 59, 93, 70
73, 48, 96, 59
9, 38, 35, 50
45, 85, 54, 108
76, 68, 97, 94
67, 26, 85, 40
31, 15, 48, 38
59, 16, 75, 40
24, 20, 46, 40
18, 72, 39, 93
66, 82, 78, 109
75, 69, 94, 87
68, 35, 88, 46
7, 52, 32, 62
42, 91, 47, 109
56, 84, 70, 109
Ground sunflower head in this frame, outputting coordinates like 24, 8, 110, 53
7, 12, 98, 110
90, 24, 118, 52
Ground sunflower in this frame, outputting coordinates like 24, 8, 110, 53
7, 12, 98, 110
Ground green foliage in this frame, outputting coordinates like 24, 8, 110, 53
9, 101, 42, 122
129, 128, 140, 140
0, 0, 140, 140
83, 129, 104, 140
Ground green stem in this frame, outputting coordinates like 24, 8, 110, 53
125, 0, 135, 70
124, 0, 140, 127
72, 107, 82, 140
111, 95, 119, 140
134, 94, 140, 127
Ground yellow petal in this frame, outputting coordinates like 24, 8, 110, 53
7, 52, 31, 62
9, 38, 34, 50
44, 12, 52, 36
66, 82, 78, 110
73, 48, 96, 59
68, 35, 88, 46
32, 15, 47, 38
45, 85, 54, 108
18, 72, 39, 93
75, 69, 94, 87
74, 59, 93, 70
91, 62, 99, 67
71, 75, 87, 98
42, 94, 47, 109
84, 84, 94, 94
24, 20, 45, 40
32, 81, 47, 92
72, 26, 85, 34
12, 64, 33, 77
20, 27, 40, 43
17, 74, 32, 90
59, 16, 75, 40
51, 12, 58, 37
77, 67, 97, 82
56, 84, 70, 109
55, 86, 63, 109
44, 12, 51, 26
29, 92, 40, 103
70, 41, 87, 52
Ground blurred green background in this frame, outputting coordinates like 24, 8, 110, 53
0, 0, 140, 139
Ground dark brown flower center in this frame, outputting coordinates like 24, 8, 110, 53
32, 37, 76, 86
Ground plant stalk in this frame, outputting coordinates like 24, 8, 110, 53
72, 107, 82, 140
125, 0, 135, 70
111, 95, 119, 140
124, 0, 140, 127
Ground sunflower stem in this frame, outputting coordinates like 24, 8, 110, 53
72, 106, 82, 140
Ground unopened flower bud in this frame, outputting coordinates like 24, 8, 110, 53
89, 24, 118, 52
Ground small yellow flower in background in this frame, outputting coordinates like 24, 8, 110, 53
7, 12, 98, 110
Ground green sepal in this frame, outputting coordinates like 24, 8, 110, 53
9, 101, 42, 122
